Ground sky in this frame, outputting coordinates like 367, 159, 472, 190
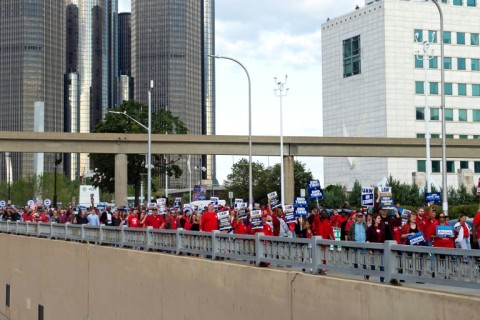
118, 0, 365, 186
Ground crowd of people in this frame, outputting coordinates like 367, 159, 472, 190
1, 196, 479, 251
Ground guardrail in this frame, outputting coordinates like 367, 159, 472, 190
1, 221, 479, 288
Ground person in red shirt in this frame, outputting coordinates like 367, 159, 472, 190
144, 208, 165, 229
331, 209, 347, 228
423, 204, 439, 245
415, 207, 427, 233
344, 212, 356, 240
127, 210, 141, 228
473, 204, 480, 249
200, 203, 218, 232
23, 209, 35, 222
179, 208, 192, 230
432, 212, 455, 248
234, 217, 247, 234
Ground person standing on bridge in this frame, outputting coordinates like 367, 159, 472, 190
87, 209, 100, 226
200, 203, 218, 232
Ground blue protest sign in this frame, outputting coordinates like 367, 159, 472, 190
307, 180, 324, 200
436, 225, 454, 238
267, 191, 281, 209
425, 192, 441, 203
217, 211, 231, 231
250, 210, 263, 229
361, 187, 374, 207
284, 205, 295, 224
407, 232, 425, 246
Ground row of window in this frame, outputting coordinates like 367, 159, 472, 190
415, 82, 480, 96
446, 0, 478, 6
417, 160, 480, 174
416, 107, 480, 122
416, 133, 480, 139
414, 29, 479, 46
415, 56, 480, 71
343, 35, 361, 78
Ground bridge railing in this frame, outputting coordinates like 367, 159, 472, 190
1, 221, 479, 288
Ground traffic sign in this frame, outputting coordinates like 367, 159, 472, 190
44, 199, 51, 206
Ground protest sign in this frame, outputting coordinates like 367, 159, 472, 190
407, 232, 425, 246
250, 210, 263, 229
284, 205, 295, 224
217, 211, 232, 231
267, 191, 281, 209
379, 186, 395, 210
436, 225, 454, 238
361, 187, 374, 207
307, 180, 324, 200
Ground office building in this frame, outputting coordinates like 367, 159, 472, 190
0, 0, 65, 180
132, 0, 216, 191
322, 0, 480, 189
117, 12, 133, 103
64, 0, 118, 180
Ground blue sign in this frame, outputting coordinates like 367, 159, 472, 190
436, 225, 454, 238
361, 187, 374, 207
425, 192, 441, 203
407, 232, 425, 246
307, 180, 324, 200
250, 210, 263, 229
284, 205, 295, 224
294, 197, 308, 217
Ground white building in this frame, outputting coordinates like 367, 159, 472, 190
322, 0, 480, 190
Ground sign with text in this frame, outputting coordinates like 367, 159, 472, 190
379, 186, 395, 210
267, 191, 281, 209
217, 211, 232, 231
361, 187, 374, 207
425, 192, 441, 203
436, 225, 454, 238
294, 197, 308, 217
250, 210, 263, 229
284, 205, 295, 224
236, 202, 248, 220
307, 180, 324, 200
407, 232, 425, 246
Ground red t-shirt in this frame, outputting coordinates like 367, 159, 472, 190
144, 215, 164, 229
235, 223, 247, 235
127, 215, 141, 228
473, 212, 480, 240
200, 211, 218, 232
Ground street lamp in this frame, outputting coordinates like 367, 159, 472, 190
109, 79, 154, 204
53, 153, 62, 208
5, 152, 11, 204
274, 75, 288, 208
431, 0, 448, 215
415, 33, 436, 193
209, 54, 253, 210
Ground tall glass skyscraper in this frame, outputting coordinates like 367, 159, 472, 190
117, 12, 133, 104
64, 0, 118, 180
0, 0, 65, 180
132, 0, 216, 190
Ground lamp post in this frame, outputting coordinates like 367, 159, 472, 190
209, 54, 253, 210
53, 153, 62, 208
109, 78, 153, 204
274, 75, 288, 208
431, 0, 448, 215
415, 33, 436, 193
5, 152, 11, 204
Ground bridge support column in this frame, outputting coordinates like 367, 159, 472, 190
115, 153, 128, 207
284, 155, 294, 205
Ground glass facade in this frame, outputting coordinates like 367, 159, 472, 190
132, 0, 212, 188
459, 109, 468, 121
343, 35, 361, 77
444, 57, 452, 69
0, 0, 65, 179
457, 58, 466, 70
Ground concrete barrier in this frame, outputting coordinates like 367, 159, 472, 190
0, 234, 479, 320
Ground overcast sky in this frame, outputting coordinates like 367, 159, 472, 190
118, 0, 365, 186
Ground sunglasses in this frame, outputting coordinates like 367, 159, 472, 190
439, 216, 445, 218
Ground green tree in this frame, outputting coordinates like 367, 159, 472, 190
90, 100, 188, 205
348, 180, 362, 208
224, 159, 267, 204
321, 184, 346, 209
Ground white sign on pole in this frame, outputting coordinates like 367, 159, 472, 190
44, 199, 51, 206
0, 200, 5, 207
27, 200, 35, 206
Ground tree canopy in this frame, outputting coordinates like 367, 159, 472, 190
90, 100, 188, 204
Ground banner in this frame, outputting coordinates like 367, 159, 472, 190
379, 186, 395, 210
436, 225, 454, 238
250, 210, 263, 229
425, 192, 441, 203
193, 185, 206, 201
361, 187, 374, 207
174, 197, 182, 208
267, 191, 281, 209
284, 205, 295, 224
156, 198, 166, 206
407, 232, 425, 246
236, 202, 248, 220
294, 197, 308, 217
307, 180, 324, 200
217, 211, 232, 231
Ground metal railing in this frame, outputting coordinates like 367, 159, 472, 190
1, 221, 479, 289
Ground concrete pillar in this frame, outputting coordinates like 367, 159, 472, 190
284, 155, 295, 205
115, 154, 128, 207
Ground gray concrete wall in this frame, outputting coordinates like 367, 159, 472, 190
0, 234, 479, 320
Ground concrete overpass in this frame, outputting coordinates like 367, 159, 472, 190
1, 132, 480, 205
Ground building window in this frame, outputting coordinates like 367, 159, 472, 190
475, 161, 480, 173
417, 133, 425, 138
473, 110, 480, 122
414, 29, 423, 42
429, 57, 438, 69
460, 161, 469, 169
431, 108, 440, 121
415, 81, 424, 94
445, 108, 453, 121
474, 135, 480, 139
446, 161, 455, 173
472, 59, 480, 71
458, 83, 467, 96
416, 107, 425, 120
453, 0, 463, 5
472, 84, 480, 96
471, 33, 479, 45
457, 58, 466, 70
430, 82, 439, 94
432, 161, 441, 173
444, 57, 452, 69
459, 135, 469, 139
445, 83, 453, 95
343, 36, 361, 78
457, 32, 465, 45
415, 56, 423, 68
431, 134, 440, 139
467, 0, 477, 7
459, 109, 468, 121
446, 134, 454, 139
443, 31, 451, 44
417, 160, 426, 172
428, 30, 437, 43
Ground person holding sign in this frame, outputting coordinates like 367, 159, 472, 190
432, 212, 454, 248
454, 214, 472, 250
400, 212, 425, 245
